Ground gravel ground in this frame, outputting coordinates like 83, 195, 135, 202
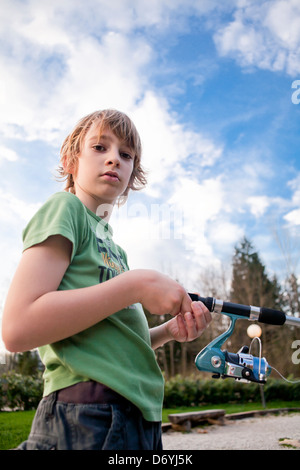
162, 412, 300, 450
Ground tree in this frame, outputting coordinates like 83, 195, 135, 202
231, 237, 278, 306
283, 273, 300, 316
230, 238, 280, 356
1, 350, 42, 376
229, 237, 299, 378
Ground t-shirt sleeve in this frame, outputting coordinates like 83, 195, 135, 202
22, 192, 87, 261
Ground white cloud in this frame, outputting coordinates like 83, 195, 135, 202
264, 0, 300, 50
110, 172, 229, 284
0, 31, 152, 143
0, 146, 19, 163
17, 3, 72, 48
281, 174, 300, 226
288, 174, 300, 205
214, 0, 300, 75
207, 219, 244, 247
45, 32, 152, 139
0, 0, 225, 147
0, 0, 228, 146
167, 176, 224, 258
284, 208, 300, 226
283, 175, 300, 227
132, 92, 223, 196
247, 195, 271, 217
0, 189, 42, 227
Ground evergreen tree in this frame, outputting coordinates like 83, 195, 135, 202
229, 237, 298, 378
229, 237, 282, 359
230, 237, 278, 307
17, 351, 41, 376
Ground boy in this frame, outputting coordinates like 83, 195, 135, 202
2, 109, 211, 450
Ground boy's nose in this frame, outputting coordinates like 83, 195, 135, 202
105, 150, 120, 166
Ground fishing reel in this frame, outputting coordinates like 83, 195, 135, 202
189, 294, 300, 384
195, 314, 271, 384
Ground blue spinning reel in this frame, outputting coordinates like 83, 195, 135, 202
189, 294, 300, 384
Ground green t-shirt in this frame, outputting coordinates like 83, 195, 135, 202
22, 191, 164, 421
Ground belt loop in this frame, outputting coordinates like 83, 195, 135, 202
44, 391, 58, 419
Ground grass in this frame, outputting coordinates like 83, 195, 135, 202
0, 401, 299, 450
0, 410, 35, 450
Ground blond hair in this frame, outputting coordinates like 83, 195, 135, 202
57, 109, 147, 205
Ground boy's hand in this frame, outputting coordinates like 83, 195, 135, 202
163, 301, 212, 343
138, 270, 193, 317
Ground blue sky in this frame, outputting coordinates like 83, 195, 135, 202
1, 0, 300, 353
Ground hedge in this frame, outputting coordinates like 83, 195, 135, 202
0, 371, 299, 411
0, 371, 43, 411
163, 374, 300, 408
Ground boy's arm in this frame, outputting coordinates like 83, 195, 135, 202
2, 235, 192, 352
150, 302, 212, 350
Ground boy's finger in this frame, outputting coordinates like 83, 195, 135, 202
180, 292, 194, 315
183, 311, 198, 339
191, 301, 212, 329
176, 314, 188, 340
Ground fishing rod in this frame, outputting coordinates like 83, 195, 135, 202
189, 294, 300, 384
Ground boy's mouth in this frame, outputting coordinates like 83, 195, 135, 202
102, 171, 120, 181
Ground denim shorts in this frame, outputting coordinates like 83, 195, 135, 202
17, 391, 163, 450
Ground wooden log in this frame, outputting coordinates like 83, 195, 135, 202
168, 409, 225, 424
168, 409, 226, 431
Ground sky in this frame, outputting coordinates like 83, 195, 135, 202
1, 0, 300, 355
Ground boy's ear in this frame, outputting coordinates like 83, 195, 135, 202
61, 155, 74, 175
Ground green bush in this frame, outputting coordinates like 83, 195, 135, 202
0, 371, 43, 411
163, 374, 300, 408
1, 371, 298, 412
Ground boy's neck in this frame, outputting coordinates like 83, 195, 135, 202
73, 187, 114, 221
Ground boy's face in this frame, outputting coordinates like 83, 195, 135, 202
71, 123, 135, 213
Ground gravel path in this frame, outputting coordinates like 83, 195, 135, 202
162, 412, 300, 450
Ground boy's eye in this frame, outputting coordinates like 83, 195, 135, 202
93, 144, 133, 160
93, 145, 105, 152
120, 152, 133, 160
